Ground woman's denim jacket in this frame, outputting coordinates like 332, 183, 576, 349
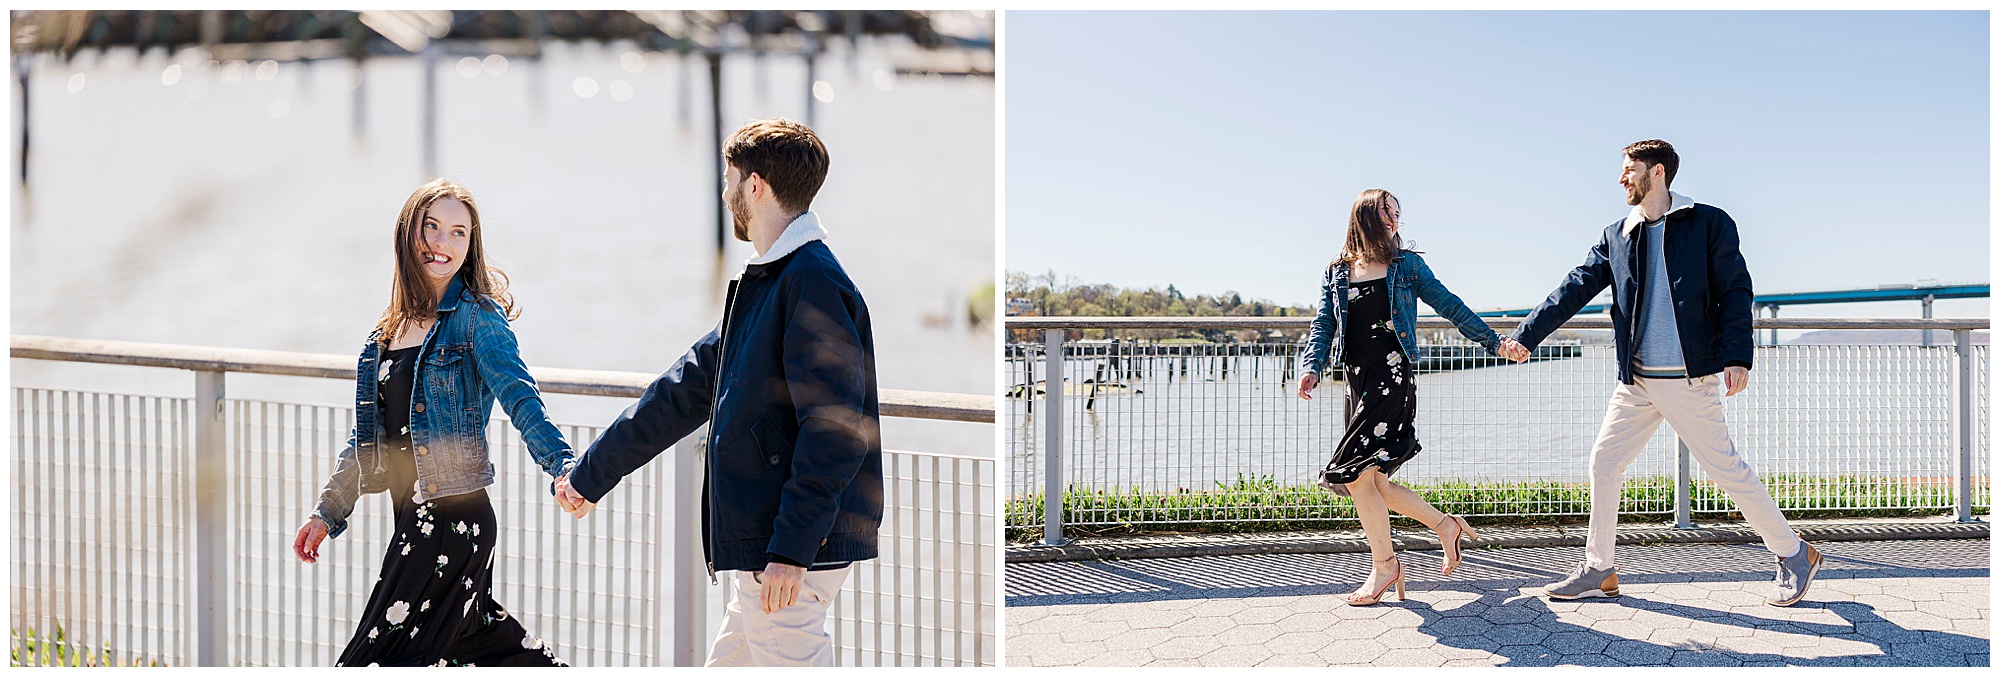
312, 276, 575, 538
1302, 250, 1503, 375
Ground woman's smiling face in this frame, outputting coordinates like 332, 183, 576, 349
415, 197, 471, 289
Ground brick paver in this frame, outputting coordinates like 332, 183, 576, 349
1005, 539, 1990, 667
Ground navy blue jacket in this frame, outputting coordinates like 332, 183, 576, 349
1509, 194, 1756, 384
568, 240, 883, 573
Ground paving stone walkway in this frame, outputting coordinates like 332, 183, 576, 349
1005, 538, 1989, 667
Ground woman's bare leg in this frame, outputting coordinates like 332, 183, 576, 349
1345, 467, 1399, 596
1373, 471, 1447, 532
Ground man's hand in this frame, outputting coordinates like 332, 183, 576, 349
759, 561, 807, 613
1723, 365, 1750, 396
554, 474, 596, 518
1297, 372, 1319, 400
1498, 337, 1531, 363
293, 517, 329, 563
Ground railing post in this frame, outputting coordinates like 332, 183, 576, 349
1673, 436, 1694, 529
670, 430, 710, 665
1041, 329, 1067, 546
1953, 329, 1978, 523
192, 370, 228, 666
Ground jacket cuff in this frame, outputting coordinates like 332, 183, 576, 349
766, 534, 822, 569
568, 463, 615, 503
312, 505, 348, 539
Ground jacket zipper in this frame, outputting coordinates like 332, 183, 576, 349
705, 276, 746, 583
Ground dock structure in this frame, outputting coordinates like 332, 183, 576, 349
9, 10, 993, 250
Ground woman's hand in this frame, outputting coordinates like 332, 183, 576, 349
1499, 337, 1531, 363
294, 517, 329, 563
1297, 372, 1320, 400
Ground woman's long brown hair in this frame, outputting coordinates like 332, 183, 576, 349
372, 178, 516, 345
1334, 188, 1404, 268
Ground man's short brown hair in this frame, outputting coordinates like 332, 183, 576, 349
1622, 139, 1679, 188
724, 117, 830, 215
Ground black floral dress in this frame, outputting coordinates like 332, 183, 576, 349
1320, 278, 1421, 496
335, 346, 567, 667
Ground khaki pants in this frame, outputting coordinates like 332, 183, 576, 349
1584, 373, 1803, 569
705, 567, 850, 667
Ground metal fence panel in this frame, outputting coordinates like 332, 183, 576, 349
1005, 337, 1985, 528
13, 389, 992, 667
11, 389, 194, 666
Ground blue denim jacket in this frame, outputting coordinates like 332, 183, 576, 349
1302, 250, 1502, 375
312, 276, 575, 538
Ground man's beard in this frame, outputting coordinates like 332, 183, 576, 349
1625, 179, 1650, 206
730, 191, 751, 242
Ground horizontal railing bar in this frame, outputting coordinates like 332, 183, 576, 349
10, 335, 994, 424
1003, 316, 1990, 331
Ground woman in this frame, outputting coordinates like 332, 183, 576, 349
292, 178, 574, 666
1297, 189, 1524, 606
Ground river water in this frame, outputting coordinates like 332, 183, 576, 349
8, 39, 994, 458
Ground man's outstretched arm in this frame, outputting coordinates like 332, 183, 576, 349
566, 322, 725, 507
1512, 233, 1615, 350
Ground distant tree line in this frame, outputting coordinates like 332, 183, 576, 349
1005, 271, 1315, 342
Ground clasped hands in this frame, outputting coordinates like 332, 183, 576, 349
553, 473, 596, 518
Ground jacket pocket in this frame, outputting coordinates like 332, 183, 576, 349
751, 415, 796, 477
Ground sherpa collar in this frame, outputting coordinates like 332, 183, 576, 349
746, 212, 828, 266
1623, 191, 1695, 236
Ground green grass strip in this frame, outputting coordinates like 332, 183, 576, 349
1006, 473, 1989, 542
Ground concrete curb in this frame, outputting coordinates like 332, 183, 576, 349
1005, 518, 1990, 564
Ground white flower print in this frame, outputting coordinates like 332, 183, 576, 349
420, 600, 431, 612
472, 524, 481, 537
463, 577, 474, 590
523, 634, 543, 650
1386, 353, 1402, 366
367, 663, 378, 667
385, 600, 410, 624
1373, 422, 1388, 437
410, 626, 419, 638
1346, 287, 1360, 301
420, 522, 434, 536
453, 521, 468, 535
400, 543, 411, 556
437, 555, 450, 565
432, 660, 447, 667
378, 362, 392, 383
367, 627, 378, 640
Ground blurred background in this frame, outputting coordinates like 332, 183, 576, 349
9, 9, 997, 456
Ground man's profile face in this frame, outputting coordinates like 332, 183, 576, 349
1619, 157, 1659, 207
724, 164, 752, 242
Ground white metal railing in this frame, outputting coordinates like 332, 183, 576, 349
1003, 317, 1990, 543
9, 335, 995, 667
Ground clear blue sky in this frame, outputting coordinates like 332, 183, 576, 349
1006, 11, 1990, 317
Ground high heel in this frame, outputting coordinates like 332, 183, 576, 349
1345, 556, 1405, 606
1440, 514, 1480, 577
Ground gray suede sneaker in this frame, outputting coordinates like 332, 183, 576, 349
1765, 540, 1823, 607
1544, 563, 1619, 599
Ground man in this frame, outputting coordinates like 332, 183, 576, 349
1502, 139, 1821, 606
554, 117, 883, 665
